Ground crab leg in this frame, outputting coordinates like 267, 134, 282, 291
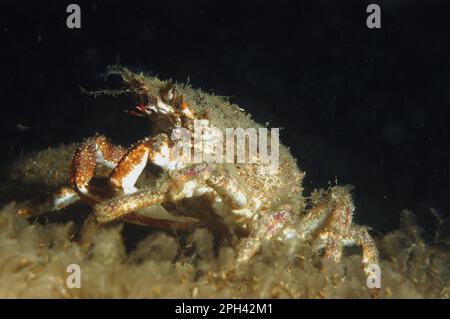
16, 187, 80, 218
313, 224, 379, 275
95, 164, 218, 225
95, 186, 169, 223
70, 134, 127, 203
345, 225, 379, 274
296, 186, 379, 274
236, 205, 293, 264
16, 134, 127, 218
319, 193, 354, 263
94, 183, 199, 228
295, 201, 334, 240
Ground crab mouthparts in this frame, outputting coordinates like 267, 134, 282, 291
126, 104, 151, 117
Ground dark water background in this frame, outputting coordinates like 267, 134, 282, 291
1, 0, 450, 237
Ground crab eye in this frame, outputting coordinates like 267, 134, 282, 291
160, 82, 175, 103
161, 88, 174, 103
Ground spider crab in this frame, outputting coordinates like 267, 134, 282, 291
17, 67, 378, 274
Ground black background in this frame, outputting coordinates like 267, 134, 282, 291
1, 0, 450, 236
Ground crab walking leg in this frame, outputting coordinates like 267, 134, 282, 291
70, 134, 127, 203
314, 225, 379, 275
94, 181, 199, 227
236, 205, 293, 264
95, 165, 215, 225
303, 187, 379, 274
346, 225, 379, 274
320, 196, 354, 263
295, 202, 335, 240
16, 187, 80, 218
276, 198, 354, 263
281, 187, 354, 244
95, 187, 168, 223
